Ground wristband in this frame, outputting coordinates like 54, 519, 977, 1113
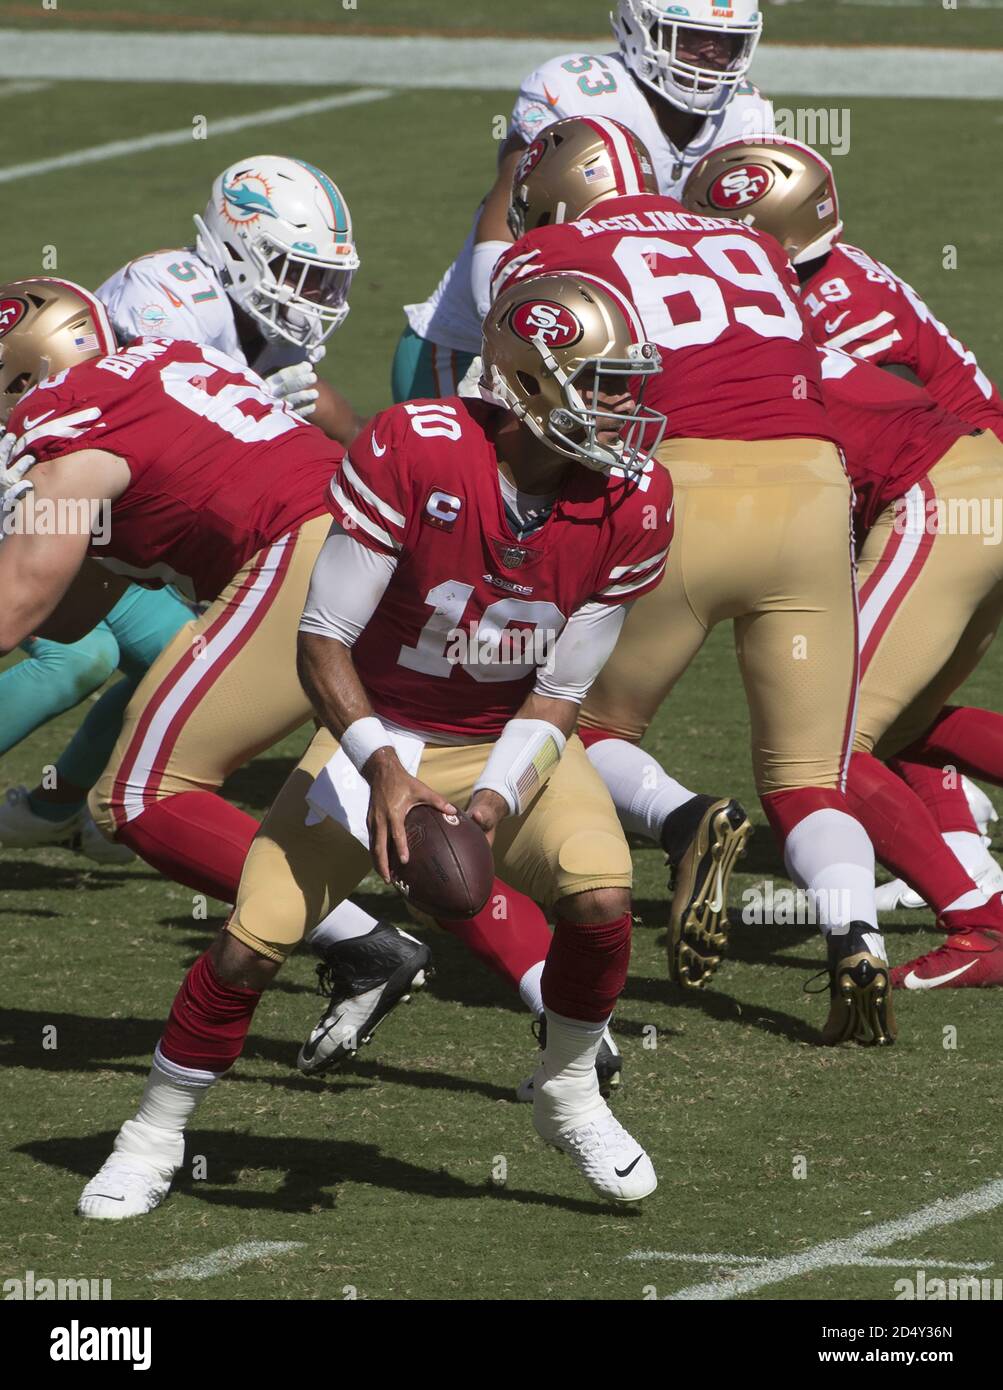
473, 718, 566, 816
340, 716, 393, 773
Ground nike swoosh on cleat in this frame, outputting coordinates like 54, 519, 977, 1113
903, 960, 979, 990
615, 1154, 644, 1178
88, 1193, 125, 1201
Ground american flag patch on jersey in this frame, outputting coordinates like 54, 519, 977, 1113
74, 334, 100, 351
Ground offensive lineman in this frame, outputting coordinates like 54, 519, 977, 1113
491, 117, 893, 1043
393, 0, 772, 400
681, 136, 1003, 919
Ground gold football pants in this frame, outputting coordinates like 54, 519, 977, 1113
854, 431, 1003, 758
227, 728, 633, 962
580, 438, 859, 795
90, 516, 331, 835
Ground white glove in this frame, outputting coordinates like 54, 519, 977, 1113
0, 431, 36, 529
266, 361, 319, 417
456, 355, 484, 398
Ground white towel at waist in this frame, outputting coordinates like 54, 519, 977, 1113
305, 721, 428, 845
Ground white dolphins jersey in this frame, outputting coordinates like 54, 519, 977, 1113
404, 51, 774, 355
96, 249, 303, 376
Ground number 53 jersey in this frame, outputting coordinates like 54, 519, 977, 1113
327, 397, 674, 740
6, 337, 343, 601
493, 193, 838, 443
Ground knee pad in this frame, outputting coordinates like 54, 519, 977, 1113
558, 829, 633, 882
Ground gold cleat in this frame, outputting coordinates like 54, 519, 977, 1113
666, 797, 752, 989
819, 927, 897, 1046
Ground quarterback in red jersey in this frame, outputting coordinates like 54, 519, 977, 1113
683, 136, 1003, 910
491, 117, 891, 1043
78, 271, 676, 1218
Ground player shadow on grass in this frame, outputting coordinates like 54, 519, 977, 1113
221, 753, 306, 813
20, 1129, 621, 1218
0, 858, 162, 893
0, 1007, 519, 1103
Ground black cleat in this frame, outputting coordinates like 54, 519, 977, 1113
663, 795, 751, 989
297, 924, 432, 1075
516, 1015, 623, 1102
817, 922, 896, 1047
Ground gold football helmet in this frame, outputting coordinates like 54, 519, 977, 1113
682, 136, 843, 266
482, 271, 664, 474
0, 278, 116, 423
508, 116, 657, 240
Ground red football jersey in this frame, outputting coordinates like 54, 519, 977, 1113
803, 243, 1003, 443
7, 338, 341, 601
328, 396, 674, 738
493, 193, 837, 443
818, 347, 970, 534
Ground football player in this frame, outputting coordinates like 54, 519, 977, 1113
77, 272, 675, 1217
392, 0, 771, 402
681, 136, 1003, 913
98, 155, 365, 447
491, 117, 893, 1043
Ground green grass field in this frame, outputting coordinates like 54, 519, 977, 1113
1, 4, 1002, 1302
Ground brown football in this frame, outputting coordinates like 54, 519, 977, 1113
389, 805, 494, 920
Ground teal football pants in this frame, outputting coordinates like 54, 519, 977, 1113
390, 324, 476, 403
0, 585, 194, 805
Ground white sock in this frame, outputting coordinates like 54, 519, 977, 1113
539, 1010, 609, 1128
128, 1044, 219, 1140
518, 960, 545, 1017
944, 830, 995, 880
586, 738, 694, 843
782, 807, 879, 932
306, 900, 381, 953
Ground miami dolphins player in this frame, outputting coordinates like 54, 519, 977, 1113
393, 0, 771, 401
98, 154, 364, 447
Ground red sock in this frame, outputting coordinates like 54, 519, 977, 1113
116, 792, 259, 902
887, 759, 979, 834
898, 706, 1003, 787
160, 950, 261, 1072
541, 912, 632, 1022
845, 752, 978, 913
435, 879, 552, 993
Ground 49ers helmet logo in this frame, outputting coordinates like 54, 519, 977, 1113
516, 138, 547, 182
510, 299, 583, 348
0, 297, 27, 337
708, 163, 774, 210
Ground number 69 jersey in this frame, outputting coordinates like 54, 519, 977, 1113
6, 337, 342, 601
328, 397, 674, 740
493, 193, 839, 444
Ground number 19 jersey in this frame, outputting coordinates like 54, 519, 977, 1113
493, 193, 837, 443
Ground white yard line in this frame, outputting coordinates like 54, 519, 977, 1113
627, 1251, 993, 1271
0, 87, 392, 187
664, 1179, 1003, 1300
0, 31, 999, 99
149, 1240, 305, 1282
0, 80, 51, 100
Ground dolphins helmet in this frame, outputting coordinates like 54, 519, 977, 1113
612, 0, 763, 116
194, 155, 359, 353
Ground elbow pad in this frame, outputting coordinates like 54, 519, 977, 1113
472, 718, 566, 816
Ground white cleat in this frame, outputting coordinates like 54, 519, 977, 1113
80, 811, 135, 865
78, 1120, 182, 1220
0, 785, 83, 848
532, 1070, 656, 1203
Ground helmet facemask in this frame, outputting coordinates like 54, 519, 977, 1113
488, 335, 665, 475
613, 1, 762, 116
244, 234, 357, 349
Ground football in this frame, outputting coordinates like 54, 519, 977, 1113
388, 804, 494, 920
